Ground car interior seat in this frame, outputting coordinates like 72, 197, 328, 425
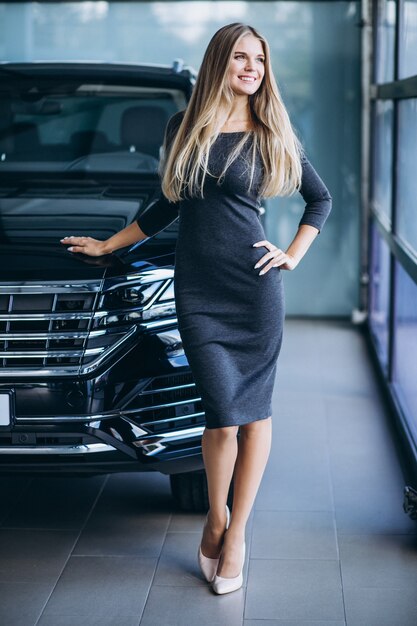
70, 130, 114, 157
119, 106, 168, 159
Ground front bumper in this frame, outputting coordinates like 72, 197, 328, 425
0, 417, 205, 475
0, 332, 207, 475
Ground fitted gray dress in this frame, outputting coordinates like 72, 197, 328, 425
137, 111, 332, 429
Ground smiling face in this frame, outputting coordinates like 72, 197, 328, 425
228, 33, 265, 97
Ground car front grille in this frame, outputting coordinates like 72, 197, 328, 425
0, 282, 136, 377
130, 372, 206, 434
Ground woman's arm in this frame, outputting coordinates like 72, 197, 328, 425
296, 151, 332, 235
284, 151, 332, 265
60, 221, 148, 256
253, 151, 332, 273
284, 224, 321, 266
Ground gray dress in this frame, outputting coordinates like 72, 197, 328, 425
137, 111, 332, 429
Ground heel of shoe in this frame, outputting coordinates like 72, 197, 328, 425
198, 505, 232, 583
225, 504, 231, 530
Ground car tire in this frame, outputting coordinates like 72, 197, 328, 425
170, 469, 234, 512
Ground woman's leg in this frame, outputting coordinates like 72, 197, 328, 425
200, 424, 239, 558
217, 416, 272, 577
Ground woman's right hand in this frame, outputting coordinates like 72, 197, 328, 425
60, 236, 110, 257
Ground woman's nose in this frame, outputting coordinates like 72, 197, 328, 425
244, 59, 256, 71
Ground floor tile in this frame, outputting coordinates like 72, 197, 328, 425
168, 512, 206, 533
339, 533, 417, 588
245, 559, 344, 621
2, 475, 105, 530
0, 528, 76, 583
73, 473, 171, 557
0, 582, 52, 626
251, 510, 338, 560
333, 484, 417, 535
40, 556, 156, 618
255, 448, 333, 512
139, 585, 244, 626
326, 395, 406, 489
0, 476, 32, 526
153, 532, 207, 587
343, 586, 417, 626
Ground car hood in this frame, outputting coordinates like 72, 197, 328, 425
0, 195, 176, 282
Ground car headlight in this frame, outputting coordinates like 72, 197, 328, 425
96, 274, 176, 327
100, 280, 164, 309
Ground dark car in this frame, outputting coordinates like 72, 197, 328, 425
0, 60, 221, 511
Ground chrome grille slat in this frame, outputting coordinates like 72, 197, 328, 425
0, 332, 91, 340
139, 411, 205, 428
43, 293, 57, 367
123, 396, 202, 415
0, 312, 97, 321
126, 373, 205, 435
0, 329, 107, 340
0, 282, 139, 376
0, 347, 105, 358
139, 382, 196, 395
0, 282, 102, 294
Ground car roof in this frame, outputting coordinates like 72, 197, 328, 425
0, 60, 197, 90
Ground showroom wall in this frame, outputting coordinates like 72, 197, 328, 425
0, 1, 362, 316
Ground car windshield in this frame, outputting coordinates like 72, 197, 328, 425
0, 79, 186, 174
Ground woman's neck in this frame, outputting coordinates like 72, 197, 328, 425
220, 98, 252, 132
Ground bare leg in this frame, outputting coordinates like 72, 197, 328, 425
216, 416, 272, 577
200, 424, 239, 558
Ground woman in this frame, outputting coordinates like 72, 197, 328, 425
61, 22, 332, 595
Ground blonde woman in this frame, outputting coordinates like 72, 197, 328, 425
61, 22, 332, 595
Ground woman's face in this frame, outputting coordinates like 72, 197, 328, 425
228, 33, 265, 97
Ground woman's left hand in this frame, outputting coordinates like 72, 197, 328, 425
252, 240, 298, 274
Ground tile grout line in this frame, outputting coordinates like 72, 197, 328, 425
321, 325, 348, 626
137, 507, 173, 626
243, 503, 258, 624
33, 474, 110, 626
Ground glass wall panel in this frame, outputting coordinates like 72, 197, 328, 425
0, 1, 361, 316
376, 0, 396, 83
400, 0, 417, 79
392, 262, 417, 442
397, 98, 417, 256
369, 222, 391, 371
372, 99, 393, 223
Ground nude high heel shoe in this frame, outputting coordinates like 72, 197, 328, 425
211, 540, 246, 595
198, 505, 231, 582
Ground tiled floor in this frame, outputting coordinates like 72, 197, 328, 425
1, 319, 417, 626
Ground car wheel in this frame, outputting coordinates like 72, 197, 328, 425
170, 469, 234, 512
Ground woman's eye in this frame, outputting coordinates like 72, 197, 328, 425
235, 54, 245, 60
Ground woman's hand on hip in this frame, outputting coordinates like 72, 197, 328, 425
252, 240, 298, 274
60, 236, 109, 257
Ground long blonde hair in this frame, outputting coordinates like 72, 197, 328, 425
161, 22, 303, 202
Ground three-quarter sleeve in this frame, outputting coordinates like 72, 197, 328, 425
136, 110, 185, 238
297, 151, 332, 234
136, 194, 179, 238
